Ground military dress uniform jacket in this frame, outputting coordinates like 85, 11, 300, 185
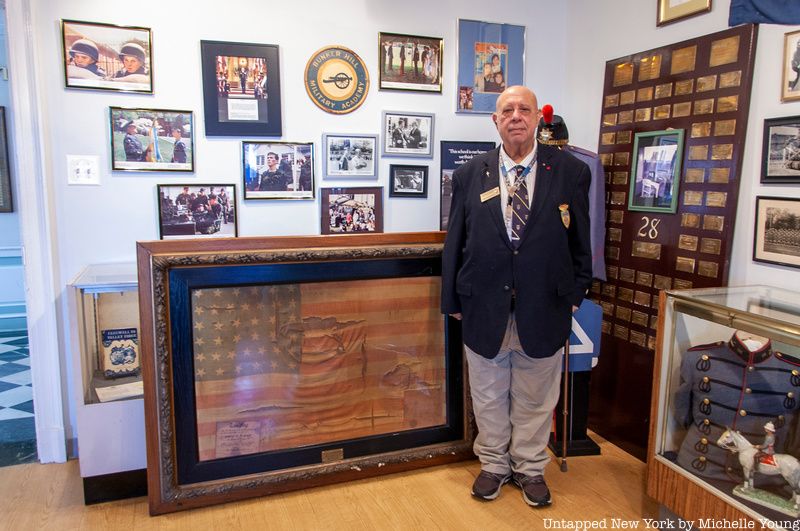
672, 333, 800, 484
441, 145, 592, 359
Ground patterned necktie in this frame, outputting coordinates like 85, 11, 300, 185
510, 165, 530, 246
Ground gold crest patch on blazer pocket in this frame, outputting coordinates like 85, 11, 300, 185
559, 204, 570, 229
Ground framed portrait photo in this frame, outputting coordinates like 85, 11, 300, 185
378, 32, 442, 93
242, 141, 314, 200
200, 40, 282, 137
157, 184, 237, 240
389, 165, 428, 198
761, 115, 800, 183
753, 196, 800, 269
322, 133, 378, 179
656, 0, 712, 26
627, 129, 684, 213
440, 140, 495, 230
456, 19, 525, 114
382, 111, 434, 158
321, 187, 383, 234
782, 30, 800, 103
61, 19, 153, 93
110, 107, 194, 172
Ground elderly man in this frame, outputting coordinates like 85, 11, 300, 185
441, 86, 592, 507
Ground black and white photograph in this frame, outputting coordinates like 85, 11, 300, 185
322, 133, 378, 179
782, 29, 800, 103
157, 184, 237, 240
242, 141, 314, 200
389, 164, 428, 198
761, 115, 800, 183
382, 111, 434, 158
754, 196, 800, 269
61, 19, 153, 93
321, 187, 383, 234
110, 107, 194, 172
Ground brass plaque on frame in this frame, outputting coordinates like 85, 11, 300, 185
591, 281, 601, 294
675, 79, 695, 95
676, 256, 696, 273
616, 131, 632, 144
681, 213, 700, 228
614, 324, 629, 341
705, 191, 727, 208
638, 54, 662, 81
655, 83, 673, 99
698, 260, 719, 278
631, 241, 662, 260
631, 311, 649, 327
630, 330, 647, 348
601, 302, 614, 316
616, 306, 632, 322
618, 110, 634, 124
635, 108, 652, 122
678, 234, 699, 251
634, 291, 651, 307
700, 238, 722, 255
619, 267, 635, 283
607, 246, 620, 260
709, 167, 730, 183
673, 102, 692, 117
719, 70, 742, 88
600, 153, 613, 166
608, 227, 622, 242
612, 172, 628, 185
614, 152, 630, 166
709, 36, 740, 67
607, 265, 619, 279
605, 94, 620, 108
683, 191, 703, 206
703, 215, 725, 232
653, 105, 671, 120
619, 90, 636, 105
671, 45, 697, 74
608, 210, 624, 224
696, 75, 717, 92
602, 320, 612, 334
636, 271, 653, 287
653, 275, 672, 290
712, 144, 733, 160
688, 145, 709, 160
602, 284, 617, 298
674, 279, 693, 291
691, 122, 712, 138
717, 95, 739, 113
684, 168, 705, 183
603, 113, 618, 126
613, 62, 635, 86
694, 99, 715, 115
610, 191, 626, 205
637, 87, 654, 102
714, 119, 736, 136
618, 288, 634, 303
601, 132, 616, 145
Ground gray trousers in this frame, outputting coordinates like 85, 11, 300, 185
465, 313, 563, 477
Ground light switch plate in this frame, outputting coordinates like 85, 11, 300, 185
67, 155, 101, 185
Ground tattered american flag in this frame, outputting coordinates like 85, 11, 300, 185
191, 277, 446, 461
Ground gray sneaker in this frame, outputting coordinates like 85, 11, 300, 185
471, 470, 511, 500
513, 473, 552, 507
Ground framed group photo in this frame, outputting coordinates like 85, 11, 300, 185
200, 40, 282, 136
61, 19, 153, 93
242, 141, 314, 200
322, 133, 378, 179
109, 107, 194, 172
389, 165, 428, 198
456, 19, 525, 113
321, 187, 383, 234
656, 0, 712, 27
761, 115, 800, 183
440, 140, 495, 229
157, 184, 237, 240
753, 196, 800, 269
378, 32, 442, 93
627, 129, 684, 213
382, 111, 434, 158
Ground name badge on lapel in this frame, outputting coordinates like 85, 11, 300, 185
559, 204, 570, 228
480, 187, 500, 202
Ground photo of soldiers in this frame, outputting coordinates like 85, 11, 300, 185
324, 134, 377, 178
110, 108, 193, 172
378, 32, 442, 92
157, 185, 237, 240
242, 142, 315, 200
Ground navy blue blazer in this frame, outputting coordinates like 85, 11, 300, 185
441, 145, 592, 359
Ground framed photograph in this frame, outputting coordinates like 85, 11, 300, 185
321, 187, 383, 234
382, 111, 434, 158
389, 165, 428, 198
110, 107, 194, 172
322, 133, 378, 179
656, 0, 712, 26
378, 32, 442, 93
627, 129, 684, 213
0, 108, 12, 213
440, 141, 495, 230
61, 19, 152, 93
200, 40, 282, 137
157, 184, 237, 240
761, 115, 800, 183
753, 196, 800, 269
242, 141, 314, 200
783, 30, 800, 103
456, 19, 525, 114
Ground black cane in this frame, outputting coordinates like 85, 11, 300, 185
560, 337, 570, 472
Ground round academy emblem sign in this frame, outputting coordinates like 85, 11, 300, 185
304, 45, 369, 114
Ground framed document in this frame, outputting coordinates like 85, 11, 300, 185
656, 0, 712, 26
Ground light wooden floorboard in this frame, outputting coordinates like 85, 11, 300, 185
0, 433, 657, 530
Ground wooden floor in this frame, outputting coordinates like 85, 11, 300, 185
0, 433, 657, 530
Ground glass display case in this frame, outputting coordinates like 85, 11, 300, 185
648, 286, 800, 528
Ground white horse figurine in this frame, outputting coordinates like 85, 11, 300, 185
717, 428, 800, 511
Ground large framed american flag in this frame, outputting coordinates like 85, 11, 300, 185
137, 232, 471, 514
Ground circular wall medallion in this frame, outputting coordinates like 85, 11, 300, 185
304, 45, 369, 114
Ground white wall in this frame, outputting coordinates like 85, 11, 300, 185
564, 0, 800, 288
29, 0, 569, 442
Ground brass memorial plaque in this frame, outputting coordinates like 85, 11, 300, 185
698, 260, 719, 278
630, 330, 647, 348
608, 210, 624, 224
600, 153, 613, 167
602, 321, 612, 334
605, 94, 620, 108
671, 45, 697, 74
618, 287, 634, 303
601, 132, 616, 145
619, 267, 636, 283
638, 54, 662, 81
712, 144, 733, 160
634, 291, 651, 307
691, 122, 712, 138
619, 90, 636, 105
683, 191, 704, 206
617, 131, 633, 144
688, 145, 709, 160
700, 238, 722, 255
602, 284, 617, 298
608, 227, 622, 242
601, 302, 614, 316
681, 213, 701, 228
719, 70, 741, 88
635, 108, 652, 122
614, 324, 629, 341
616, 306, 632, 322
653, 275, 672, 290
611, 191, 626, 205
618, 110, 634, 124
636, 271, 653, 287
603, 113, 618, 126
696, 75, 717, 92
612, 172, 628, 185
703, 215, 725, 232
710, 36, 739, 67
632, 311, 649, 327
673, 278, 693, 290
673, 102, 692, 117
676, 256, 696, 274
632, 241, 662, 260
614, 152, 630, 166
653, 105, 671, 120
684, 168, 705, 183
607, 265, 619, 279
637, 86, 654, 102
709, 167, 730, 183
655, 83, 673, 99
705, 191, 727, 208
694, 98, 715, 115
591, 281, 601, 294
613, 62, 635, 86
715, 119, 736, 136
607, 246, 621, 260
675, 79, 695, 95
678, 234, 699, 251
717, 95, 739, 113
